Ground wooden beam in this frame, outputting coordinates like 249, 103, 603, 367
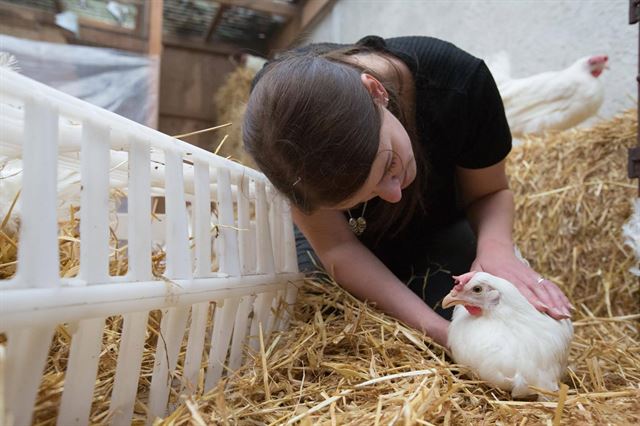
53, 0, 65, 13
147, 0, 163, 129
135, 1, 146, 37
268, 0, 336, 53
205, 4, 229, 42
148, 0, 163, 56
74, 26, 147, 52
164, 35, 239, 56
214, 0, 298, 18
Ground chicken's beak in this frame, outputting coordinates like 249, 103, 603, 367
442, 292, 465, 309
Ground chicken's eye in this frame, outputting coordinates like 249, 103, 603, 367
472, 285, 482, 294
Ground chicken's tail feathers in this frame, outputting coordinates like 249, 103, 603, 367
486, 50, 511, 85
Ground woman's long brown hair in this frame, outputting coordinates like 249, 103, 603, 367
243, 44, 427, 245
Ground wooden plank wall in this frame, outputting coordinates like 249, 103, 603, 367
158, 46, 237, 152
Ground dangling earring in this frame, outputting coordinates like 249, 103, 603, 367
347, 201, 368, 236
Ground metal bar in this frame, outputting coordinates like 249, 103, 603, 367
630, 0, 640, 196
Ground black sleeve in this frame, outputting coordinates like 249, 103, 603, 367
456, 61, 512, 169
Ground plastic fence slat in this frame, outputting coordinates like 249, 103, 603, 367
228, 294, 256, 371
237, 175, 253, 274
270, 195, 284, 272
127, 138, 152, 280
79, 120, 110, 283
6, 327, 55, 426
58, 317, 106, 426
281, 282, 301, 331
147, 306, 190, 422
249, 292, 273, 353
165, 150, 192, 279
204, 297, 241, 390
263, 290, 279, 338
182, 302, 209, 395
194, 161, 212, 277
17, 99, 59, 288
109, 311, 149, 426
273, 288, 287, 332
217, 168, 240, 276
256, 181, 276, 275
282, 201, 298, 273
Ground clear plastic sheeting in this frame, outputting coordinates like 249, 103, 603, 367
0, 34, 158, 127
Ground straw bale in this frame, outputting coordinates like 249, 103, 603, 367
159, 110, 639, 424
213, 66, 256, 167
508, 109, 638, 316
1, 110, 638, 424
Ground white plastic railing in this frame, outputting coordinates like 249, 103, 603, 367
0, 69, 302, 426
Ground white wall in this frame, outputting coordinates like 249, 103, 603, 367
308, 0, 636, 122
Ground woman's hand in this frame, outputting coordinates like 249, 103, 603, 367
456, 162, 572, 320
468, 238, 572, 320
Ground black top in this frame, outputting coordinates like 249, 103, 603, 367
257, 35, 512, 279
340, 36, 512, 279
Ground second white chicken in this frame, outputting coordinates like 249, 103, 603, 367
487, 53, 608, 137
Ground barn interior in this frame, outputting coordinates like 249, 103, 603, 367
0, 1, 638, 425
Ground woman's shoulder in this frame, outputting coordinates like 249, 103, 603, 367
385, 36, 482, 89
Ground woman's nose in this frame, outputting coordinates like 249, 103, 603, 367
376, 176, 403, 203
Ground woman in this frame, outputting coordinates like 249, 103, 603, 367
243, 35, 571, 346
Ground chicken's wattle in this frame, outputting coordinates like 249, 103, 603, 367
464, 305, 482, 316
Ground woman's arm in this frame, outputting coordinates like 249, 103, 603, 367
456, 160, 572, 319
293, 207, 450, 346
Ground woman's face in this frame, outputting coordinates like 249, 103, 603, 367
333, 107, 416, 210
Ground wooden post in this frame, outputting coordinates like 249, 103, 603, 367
148, 0, 163, 129
268, 0, 336, 53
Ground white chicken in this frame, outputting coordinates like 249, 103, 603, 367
486, 52, 608, 137
442, 272, 573, 399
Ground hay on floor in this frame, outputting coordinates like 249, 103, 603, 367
160, 110, 639, 425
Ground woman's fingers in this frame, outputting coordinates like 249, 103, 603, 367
506, 270, 570, 320
523, 276, 571, 319
544, 280, 572, 317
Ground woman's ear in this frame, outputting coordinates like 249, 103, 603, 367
361, 73, 389, 107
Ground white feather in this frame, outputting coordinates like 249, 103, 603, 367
447, 272, 573, 398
